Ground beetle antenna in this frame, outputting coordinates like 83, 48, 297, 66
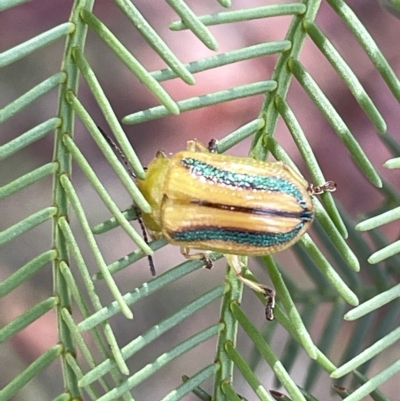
135, 205, 156, 276
97, 126, 156, 276
98, 126, 137, 179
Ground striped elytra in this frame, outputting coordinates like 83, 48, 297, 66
137, 150, 315, 256
133, 140, 336, 320
98, 127, 336, 319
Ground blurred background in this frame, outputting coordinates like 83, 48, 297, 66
1, 0, 400, 400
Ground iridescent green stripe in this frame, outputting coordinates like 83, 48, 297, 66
170, 223, 304, 248
181, 157, 305, 205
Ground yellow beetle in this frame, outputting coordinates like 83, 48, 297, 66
136, 139, 336, 319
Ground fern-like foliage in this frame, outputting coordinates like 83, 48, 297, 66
1, 1, 400, 400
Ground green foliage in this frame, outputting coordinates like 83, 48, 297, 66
1, 1, 400, 400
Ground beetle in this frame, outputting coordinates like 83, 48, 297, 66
134, 139, 336, 320
97, 127, 335, 319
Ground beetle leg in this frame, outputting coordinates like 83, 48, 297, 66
186, 139, 210, 153
225, 255, 276, 321
188, 138, 218, 153
180, 247, 213, 269
207, 138, 218, 153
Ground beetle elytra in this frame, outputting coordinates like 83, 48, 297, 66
136, 139, 336, 320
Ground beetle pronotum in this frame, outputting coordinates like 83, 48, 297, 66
100, 128, 336, 320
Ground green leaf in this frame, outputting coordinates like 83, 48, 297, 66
2, 1, 400, 400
